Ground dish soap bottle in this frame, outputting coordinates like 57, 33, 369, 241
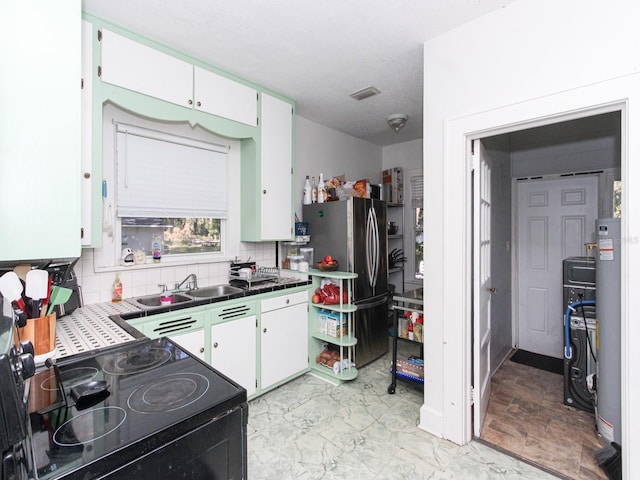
112, 273, 123, 302
152, 234, 163, 263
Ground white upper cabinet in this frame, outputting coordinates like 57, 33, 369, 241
0, 0, 81, 261
100, 29, 257, 126
194, 67, 257, 126
260, 93, 293, 240
100, 29, 193, 108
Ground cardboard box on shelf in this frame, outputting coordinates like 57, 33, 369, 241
317, 310, 347, 337
382, 167, 403, 204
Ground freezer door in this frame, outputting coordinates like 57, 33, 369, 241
353, 294, 389, 367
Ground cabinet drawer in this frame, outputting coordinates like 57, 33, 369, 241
261, 290, 308, 313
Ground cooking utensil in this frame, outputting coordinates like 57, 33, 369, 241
46, 286, 73, 316
41, 275, 53, 318
0, 271, 28, 313
26, 269, 48, 318
13, 264, 31, 282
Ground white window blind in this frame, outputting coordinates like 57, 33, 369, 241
115, 123, 229, 218
410, 175, 423, 209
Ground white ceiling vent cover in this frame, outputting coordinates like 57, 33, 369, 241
349, 86, 381, 101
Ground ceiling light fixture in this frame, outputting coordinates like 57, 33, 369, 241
387, 113, 408, 133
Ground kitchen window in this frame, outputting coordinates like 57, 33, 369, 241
116, 123, 228, 259
95, 104, 241, 270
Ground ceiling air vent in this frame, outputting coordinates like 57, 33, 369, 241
349, 86, 380, 101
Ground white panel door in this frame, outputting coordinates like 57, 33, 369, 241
81, 20, 93, 246
516, 176, 598, 358
194, 67, 257, 126
100, 29, 193, 108
168, 330, 205, 362
473, 140, 492, 436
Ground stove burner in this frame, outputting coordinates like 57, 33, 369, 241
40, 367, 99, 391
127, 373, 210, 414
53, 406, 127, 446
102, 347, 172, 375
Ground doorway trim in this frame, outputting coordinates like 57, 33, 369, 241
434, 78, 632, 460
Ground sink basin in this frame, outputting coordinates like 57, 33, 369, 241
186, 285, 244, 298
133, 293, 193, 308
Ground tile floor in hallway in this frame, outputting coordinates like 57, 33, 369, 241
246, 345, 559, 480
480, 357, 607, 480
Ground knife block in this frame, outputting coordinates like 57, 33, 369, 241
15, 313, 56, 356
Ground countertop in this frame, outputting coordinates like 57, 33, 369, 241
53, 277, 311, 360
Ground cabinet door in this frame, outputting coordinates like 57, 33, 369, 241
194, 67, 257, 126
260, 93, 293, 240
80, 20, 93, 246
169, 330, 206, 362
0, 1, 81, 260
100, 29, 193, 109
261, 302, 308, 389
211, 316, 257, 397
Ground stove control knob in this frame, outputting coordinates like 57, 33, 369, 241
10, 341, 34, 359
15, 354, 36, 380
20, 341, 34, 357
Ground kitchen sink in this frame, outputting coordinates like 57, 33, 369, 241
186, 284, 244, 298
133, 293, 193, 308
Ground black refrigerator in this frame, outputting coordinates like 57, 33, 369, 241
303, 197, 389, 367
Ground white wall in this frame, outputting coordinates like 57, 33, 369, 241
294, 116, 382, 221
422, 1, 640, 477
382, 138, 422, 171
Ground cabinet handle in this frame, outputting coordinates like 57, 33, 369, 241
263, 189, 267, 195
286, 299, 290, 304
199, 347, 205, 353
84, 172, 91, 179
196, 101, 201, 107
263, 328, 267, 333
213, 342, 218, 348
188, 99, 193, 105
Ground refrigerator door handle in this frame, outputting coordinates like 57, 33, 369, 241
366, 206, 379, 289
355, 294, 388, 309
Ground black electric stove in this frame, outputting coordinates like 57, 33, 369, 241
26, 338, 247, 479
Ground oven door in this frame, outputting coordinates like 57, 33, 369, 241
101, 403, 248, 480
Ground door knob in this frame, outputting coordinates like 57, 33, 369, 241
489, 287, 497, 293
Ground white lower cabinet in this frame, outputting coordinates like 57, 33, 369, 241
210, 315, 257, 397
168, 329, 205, 362
260, 290, 309, 390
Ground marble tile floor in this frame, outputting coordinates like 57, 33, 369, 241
480, 357, 607, 480
247, 346, 559, 480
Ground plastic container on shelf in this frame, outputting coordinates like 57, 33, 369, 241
300, 247, 314, 265
288, 255, 304, 270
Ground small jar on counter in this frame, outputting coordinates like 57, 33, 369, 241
288, 255, 304, 271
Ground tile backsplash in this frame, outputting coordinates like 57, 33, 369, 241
77, 243, 277, 305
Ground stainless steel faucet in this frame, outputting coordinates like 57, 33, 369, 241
175, 273, 198, 291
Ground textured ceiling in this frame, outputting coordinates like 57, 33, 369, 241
82, 0, 516, 146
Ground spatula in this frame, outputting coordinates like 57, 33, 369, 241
26, 269, 49, 318
0, 271, 28, 313
46, 286, 73, 316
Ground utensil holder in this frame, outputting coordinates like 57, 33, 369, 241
15, 312, 56, 356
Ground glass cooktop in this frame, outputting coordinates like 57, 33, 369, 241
28, 337, 246, 479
